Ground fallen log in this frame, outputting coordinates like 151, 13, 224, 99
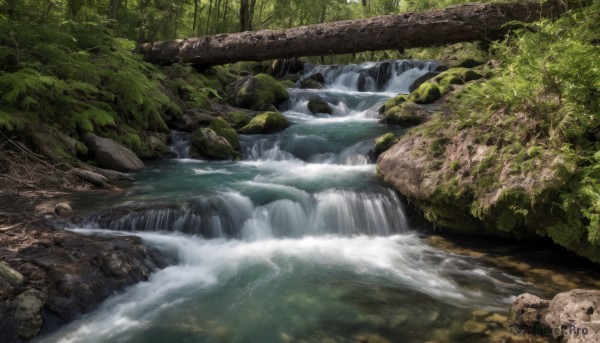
141, 1, 565, 66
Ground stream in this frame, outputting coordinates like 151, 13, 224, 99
38, 60, 600, 343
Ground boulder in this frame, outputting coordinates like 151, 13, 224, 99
299, 73, 326, 89
374, 133, 395, 157
408, 82, 442, 104
54, 202, 73, 217
14, 289, 44, 339
238, 112, 289, 134
209, 118, 240, 149
409, 72, 438, 93
82, 133, 144, 172
189, 128, 235, 160
511, 290, 600, 343
227, 74, 289, 111
25, 126, 87, 161
307, 98, 333, 114
381, 101, 430, 126
226, 111, 253, 130
382, 94, 408, 113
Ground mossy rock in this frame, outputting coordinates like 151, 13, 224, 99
226, 111, 253, 130
408, 82, 442, 104
299, 79, 324, 89
453, 58, 485, 69
209, 117, 240, 149
383, 94, 408, 112
374, 133, 396, 157
307, 98, 333, 114
239, 112, 289, 134
141, 132, 172, 159
229, 74, 289, 111
462, 69, 484, 82
382, 101, 430, 126
280, 80, 296, 88
189, 128, 235, 160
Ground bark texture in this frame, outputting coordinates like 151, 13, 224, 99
141, 1, 565, 66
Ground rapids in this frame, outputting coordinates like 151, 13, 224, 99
37, 60, 589, 343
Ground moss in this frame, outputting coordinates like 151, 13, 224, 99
280, 80, 295, 88
226, 111, 252, 130
233, 74, 289, 111
189, 127, 235, 160
462, 69, 484, 82
429, 137, 449, 157
382, 101, 429, 126
209, 117, 240, 148
307, 98, 332, 114
383, 94, 408, 112
374, 133, 395, 157
408, 82, 442, 104
239, 111, 289, 134
450, 160, 460, 172
453, 58, 485, 69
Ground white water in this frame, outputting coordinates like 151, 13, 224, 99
40, 60, 538, 343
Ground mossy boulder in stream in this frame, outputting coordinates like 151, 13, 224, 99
189, 128, 235, 160
382, 94, 408, 112
228, 74, 289, 111
209, 118, 240, 149
408, 83, 442, 104
226, 111, 253, 130
374, 133, 396, 157
307, 98, 333, 114
238, 112, 289, 134
381, 101, 429, 126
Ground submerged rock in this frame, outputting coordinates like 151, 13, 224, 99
227, 74, 289, 111
0, 261, 24, 287
238, 112, 289, 134
189, 128, 235, 160
307, 98, 333, 114
82, 133, 144, 172
14, 289, 44, 339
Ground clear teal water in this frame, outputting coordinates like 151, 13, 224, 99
40, 61, 552, 343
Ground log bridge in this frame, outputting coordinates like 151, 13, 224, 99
141, 1, 565, 66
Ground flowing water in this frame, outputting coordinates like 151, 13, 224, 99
38, 61, 599, 343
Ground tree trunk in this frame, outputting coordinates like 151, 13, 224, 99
141, 1, 566, 66
193, 0, 199, 33
109, 0, 120, 20
206, 0, 213, 34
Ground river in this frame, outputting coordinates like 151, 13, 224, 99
37, 60, 600, 343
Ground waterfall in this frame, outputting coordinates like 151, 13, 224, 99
302, 59, 439, 94
169, 131, 191, 159
82, 189, 409, 239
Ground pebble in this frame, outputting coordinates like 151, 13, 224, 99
485, 313, 508, 324
463, 320, 488, 333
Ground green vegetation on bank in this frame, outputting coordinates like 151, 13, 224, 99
388, 0, 600, 262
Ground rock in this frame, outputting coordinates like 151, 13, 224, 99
174, 108, 218, 131
382, 94, 408, 113
453, 58, 485, 68
299, 79, 325, 89
374, 133, 395, 157
226, 111, 253, 129
409, 72, 438, 92
14, 289, 44, 339
227, 74, 289, 111
0, 261, 24, 287
544, 289, 600, 342
239, 112, 289, 134
381, 101, 430, 126
463, 319, 488, 333
189, 128, 235, 160
472, 309, 491, 317
511, 290, 600, 343
54, 202, 73, 217
25, 126, 87, 161
352, 332, 393, 343
209, 117, 240, 149
485, 313, 508, 324
82, 133, 144, 172
142, 132, 173, 159
408, 82, 442, 104
307, 98, 333, 114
